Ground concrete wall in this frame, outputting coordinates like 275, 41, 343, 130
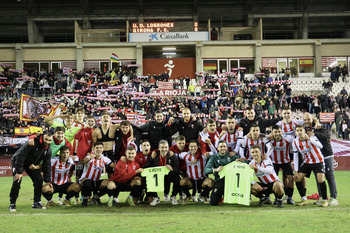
261, 44, 314, 57
83, 47, 136, 60
0, 48, 15, 61
23, 48, 76, 61
202, 45, 255, 58
321, 43, 350, 56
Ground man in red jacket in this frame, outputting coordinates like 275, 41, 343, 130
74, 115, 96, 161
106, 146, 144, 207
135, 139, 152, 168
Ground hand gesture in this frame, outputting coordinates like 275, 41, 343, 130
165, 165, 173, 171
249, 164, 257, 169
215, 166, 223, 172
14, 173, 23, 183
136, 168, 144, 174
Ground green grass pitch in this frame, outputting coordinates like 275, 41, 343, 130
0, 171, 349, 233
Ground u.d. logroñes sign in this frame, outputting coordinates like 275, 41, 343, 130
153, 89, 187, 96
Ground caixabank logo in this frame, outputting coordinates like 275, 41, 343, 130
148, 33, 158, 41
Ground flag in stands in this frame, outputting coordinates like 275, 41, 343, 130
15, 127, 30, 136
158, 81, 173, 89
110, 53, 120, 63
20, 95, 61, 121
319, 112, 335, 123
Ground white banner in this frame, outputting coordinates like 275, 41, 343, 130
129, 32, 209, 42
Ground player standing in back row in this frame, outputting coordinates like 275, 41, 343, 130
292, 125, 328, 207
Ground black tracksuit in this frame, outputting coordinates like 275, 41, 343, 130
169, 118, 204, 142
145, 151, 180, 197
238, 115, 282, 136
9, 134, 52, 204
137, 120, 172, 151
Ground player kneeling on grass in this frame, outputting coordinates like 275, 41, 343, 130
144, 140, 180, 206
292, 125, 328, 207
107, 146, 144, 207
80, 142, 116, 207
42, 146, 81, 207
179, 140, 212, 203
204, 140, 240, 206
249, 146, 284, 208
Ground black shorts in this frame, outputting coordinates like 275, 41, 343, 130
103, 150, 115, 174
273, 163, 294, 176
189, 178, 204, 189
110, 180, 132, 192
258, 181, 281, 196
179, 169, 187, 178
52, 182, 73, 194
299, 162, 325, 178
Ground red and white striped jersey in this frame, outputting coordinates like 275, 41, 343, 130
266, 139, 290, 164
79, 156, 112, 182
50, 157, 75, 185
292, 136, 324, 170
216, 130, 243, 153
240, 136, 266, 161
277, 120, 303, 137
250, 158, 280, 184
179, 152, 207, 180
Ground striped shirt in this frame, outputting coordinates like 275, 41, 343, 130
266, 139, 290, 164
179, 152, 207, 180
277, 120, 303, 137
240, 136, 266, 161
250, 158, 280, 184
217, 130, 243, 153
292, 136, 324, 171
50, 157, 76, 185
79, 155, 112, 182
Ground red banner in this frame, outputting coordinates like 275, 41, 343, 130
153, 89, 188, 96
320, 112, 335, 123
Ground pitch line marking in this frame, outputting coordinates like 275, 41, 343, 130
2, 206, 349, 217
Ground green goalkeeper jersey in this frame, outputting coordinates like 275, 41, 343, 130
219, 161, 254, 206
141, 166, 170, 192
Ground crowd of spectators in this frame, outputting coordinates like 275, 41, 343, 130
0, 65, 349, 145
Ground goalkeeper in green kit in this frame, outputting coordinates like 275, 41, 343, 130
204, 140, 241, 205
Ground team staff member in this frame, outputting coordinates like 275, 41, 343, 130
238, 107, 282, 136
9, 131, 53, 212
145, 140, 180, 206
204, 140, 240, 206
137, 110, 173, 151
168, 108, 204, 142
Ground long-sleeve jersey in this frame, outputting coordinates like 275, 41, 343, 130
249, 158, 280, 184
110, 159, 140, 183
50, 156, 77, 185
74, 127, 94, 160
79, 156, 112, 182
240, 136, 267, 161
277, 119, 303, 138
292, 136, 324, 171
265, 138, 291, 164
179, 151, 207, 180
216, 130, 243, 154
